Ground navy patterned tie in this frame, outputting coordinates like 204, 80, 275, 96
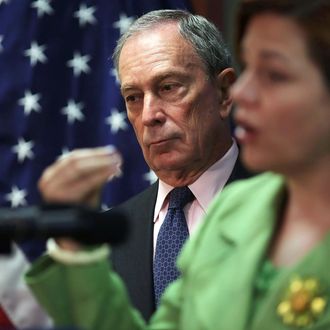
153, 186, 194, 306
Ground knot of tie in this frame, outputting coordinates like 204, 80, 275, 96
168, 186, 194, 210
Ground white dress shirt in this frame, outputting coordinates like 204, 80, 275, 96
153, 141, 239, 255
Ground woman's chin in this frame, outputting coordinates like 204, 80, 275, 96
241, 151, 270, 174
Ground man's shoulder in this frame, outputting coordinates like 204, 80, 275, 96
221, 172, 283, 201
107, 181, 158, 214
227, 156, 253, 183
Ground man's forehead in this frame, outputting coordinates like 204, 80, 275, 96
121, 22, 183, 52
118, 25, 198, 70
117, 21, 208, 87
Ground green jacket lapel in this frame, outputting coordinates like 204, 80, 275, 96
179, 173, 285, 330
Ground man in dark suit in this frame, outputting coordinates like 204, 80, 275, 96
110, 160, 249, 320
38, 9, 250, 321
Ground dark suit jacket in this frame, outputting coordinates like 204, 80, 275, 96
107, 158, 251, 321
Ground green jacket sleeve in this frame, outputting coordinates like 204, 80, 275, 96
25, 254, 146, 330
25, 252, 185, 330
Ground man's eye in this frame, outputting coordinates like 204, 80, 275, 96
162, 85, 172, 91
160, 84, 177, 92
125, 95, 137, 102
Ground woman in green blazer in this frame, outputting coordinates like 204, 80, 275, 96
26, 0, 330, 329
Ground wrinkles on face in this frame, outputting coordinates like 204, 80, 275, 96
120, 31, 202, 92
118, 23, 231, 185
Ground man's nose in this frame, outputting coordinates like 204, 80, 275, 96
142, 93, 166, 126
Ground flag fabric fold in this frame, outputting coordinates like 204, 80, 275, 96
0, 0, 192, 327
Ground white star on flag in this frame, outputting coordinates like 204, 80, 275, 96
31, 0, 54, 17
62, 99, 85, 124
110, 68, 120, 85
74, 4, 97, 26
67, 52, 91, 76
0, 35, 3, 52
105, 109, 128, 134
0, 0, 10, 5
12, 138, 35, 163
101, 204, 111, 211
5, 186, 27, 208
18, 90, 41, 115
143, 170, 157, 185
24, 41, 47, 66
113, 13, 135, 35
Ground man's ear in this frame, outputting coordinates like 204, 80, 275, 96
216, 68, 236, 119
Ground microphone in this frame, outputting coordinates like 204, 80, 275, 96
0, 204, 128, 253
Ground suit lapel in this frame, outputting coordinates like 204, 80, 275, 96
110, 182, 158, 320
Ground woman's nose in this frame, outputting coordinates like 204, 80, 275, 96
231, 70, 258, 107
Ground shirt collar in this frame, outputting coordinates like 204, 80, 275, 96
153, 140, 239, 222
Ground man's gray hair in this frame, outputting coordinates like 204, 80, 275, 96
112, 9, 232, 79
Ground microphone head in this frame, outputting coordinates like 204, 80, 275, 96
67, 207, 129, 245
0, 204, 129, 247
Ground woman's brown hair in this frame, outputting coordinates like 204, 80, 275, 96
235, 0, 330, 86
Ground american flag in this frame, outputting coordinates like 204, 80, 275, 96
0, 0, 192, 328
